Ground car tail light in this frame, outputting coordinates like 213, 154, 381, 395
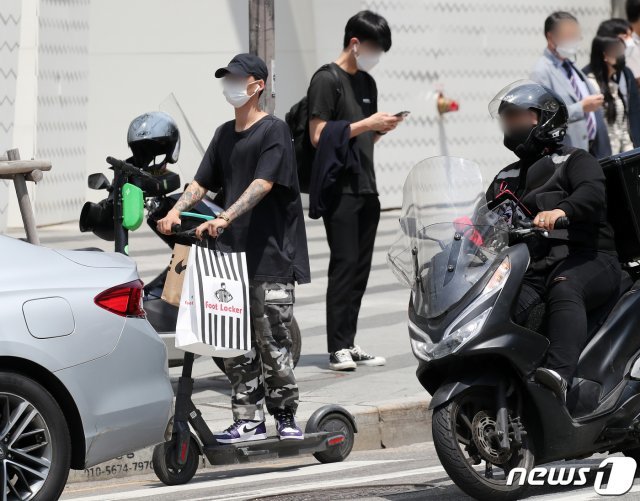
94, 280, 146, 318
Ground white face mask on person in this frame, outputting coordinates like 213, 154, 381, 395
222, 79, 260, 108
353, 43, 381, 72
555, 39, 580, 60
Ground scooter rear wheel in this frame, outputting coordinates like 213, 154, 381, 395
152, 436, 200, 486
307, 412, 355, 463
213, 315, 302, 373
432, 388, 534, 501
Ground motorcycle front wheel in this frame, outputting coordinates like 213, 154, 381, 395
432, 388, 534, 501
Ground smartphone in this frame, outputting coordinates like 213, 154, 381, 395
394, 111, 411, 118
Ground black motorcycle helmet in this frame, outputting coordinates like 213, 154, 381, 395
127, 111, 180, 169
489, 80, 568, 156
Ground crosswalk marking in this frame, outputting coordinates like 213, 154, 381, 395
187, 466, 445, 501
67, 460, 406, 501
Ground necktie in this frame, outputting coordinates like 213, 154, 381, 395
562, 60, 596, 140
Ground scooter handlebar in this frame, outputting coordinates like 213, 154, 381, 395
105, 156, 156, 181
105, 156, 125, 169
170, 223, 197, 238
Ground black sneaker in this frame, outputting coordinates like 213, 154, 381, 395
274, 409, 304, 440
349, 345, 386, 366
535, 368, 568, 404
329, 349, 357, 371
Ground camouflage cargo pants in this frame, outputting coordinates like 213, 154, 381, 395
223, 281, 299, 421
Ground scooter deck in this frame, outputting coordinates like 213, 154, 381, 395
202, 431, 344, 465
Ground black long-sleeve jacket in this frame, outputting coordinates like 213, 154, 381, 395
486, 144, 616, 270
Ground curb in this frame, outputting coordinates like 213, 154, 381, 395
67, 395, 432, 484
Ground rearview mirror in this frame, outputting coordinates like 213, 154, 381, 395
88, 173, 111, 190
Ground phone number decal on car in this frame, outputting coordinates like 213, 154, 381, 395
83, 454, 153, 479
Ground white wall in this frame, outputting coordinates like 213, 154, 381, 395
84, 0, 249, 201
1, 0, 615, 228
0, 0, 22, 229
360, 0, 611, 206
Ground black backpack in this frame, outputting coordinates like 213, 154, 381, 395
285, 64, 343, 194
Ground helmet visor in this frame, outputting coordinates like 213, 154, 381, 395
488, 79, 561, 119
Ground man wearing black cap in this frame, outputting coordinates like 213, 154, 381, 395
158, 53, 310, 443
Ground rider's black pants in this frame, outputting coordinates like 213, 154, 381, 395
514, 250, 621, 382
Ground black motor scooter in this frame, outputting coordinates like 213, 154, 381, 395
79, 155, 302, 370
388, 153, 640, 500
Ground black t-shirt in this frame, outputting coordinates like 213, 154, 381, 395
194, 115, 310, 285
307, 63, 378, 195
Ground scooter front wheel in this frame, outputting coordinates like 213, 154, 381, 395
152, 436, 200, 486
432, 388, 534, 501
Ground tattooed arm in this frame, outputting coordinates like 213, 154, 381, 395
173, 181, 208, 213
194, 179, 274, 239
222, 179, 273, 221
157, 180, 208, 235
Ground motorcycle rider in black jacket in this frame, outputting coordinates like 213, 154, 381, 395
486, 80, 622, 402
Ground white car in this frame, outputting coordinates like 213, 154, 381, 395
0, 232, 173, 500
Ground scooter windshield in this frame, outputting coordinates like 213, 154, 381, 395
387, 157, 509, 318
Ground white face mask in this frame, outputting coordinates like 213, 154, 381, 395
625, 37, 636, 49
222, 79, 259, 108
555, 40, 580, 60
353, 43, 381, 72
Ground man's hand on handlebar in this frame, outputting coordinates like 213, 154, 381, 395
533, 209, 566, 231
195, 218, 229, 240
157, 209, 181, 235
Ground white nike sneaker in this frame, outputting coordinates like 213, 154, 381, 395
213, 419, 267, 444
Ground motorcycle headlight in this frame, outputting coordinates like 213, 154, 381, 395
411, 307, 493, 361
435, 307, 492, 358
409, 256, 510, 362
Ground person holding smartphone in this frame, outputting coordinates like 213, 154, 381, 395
307, 10, 403, 371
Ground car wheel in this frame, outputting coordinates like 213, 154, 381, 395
213, 315, 302, 373
0, 371, 71, 501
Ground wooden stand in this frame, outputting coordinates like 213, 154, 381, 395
0, 148, 52, 245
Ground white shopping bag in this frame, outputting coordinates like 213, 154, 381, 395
175, 242, 251, 357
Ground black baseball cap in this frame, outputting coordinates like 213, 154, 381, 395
215, 53, 268, 81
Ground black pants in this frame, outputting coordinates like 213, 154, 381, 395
515, 250, 621, 382
322, 194, 380, 353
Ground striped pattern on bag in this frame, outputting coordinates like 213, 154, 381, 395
192, 243, 250, 351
